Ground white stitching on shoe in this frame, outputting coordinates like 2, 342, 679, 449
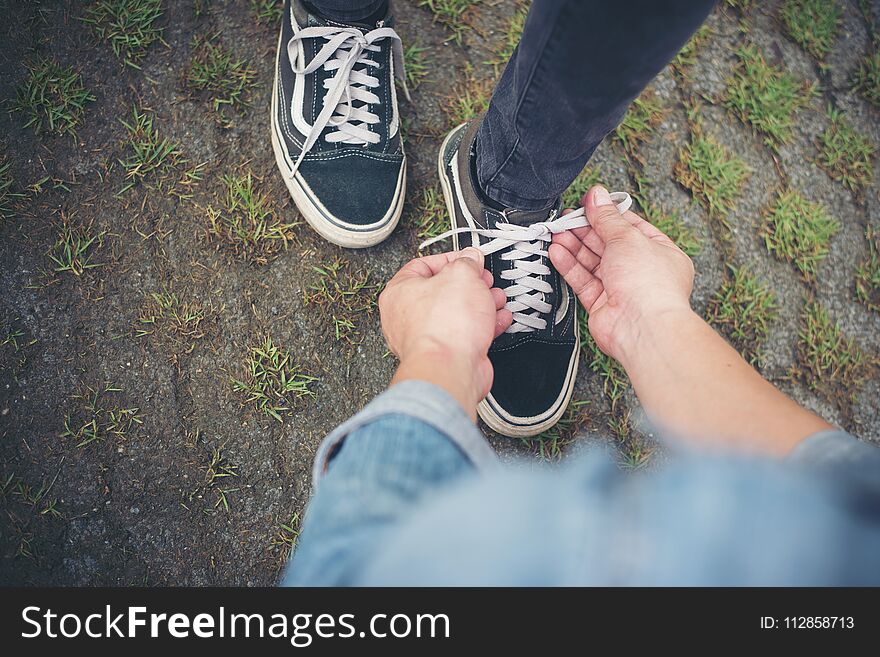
420, 193, 632, 333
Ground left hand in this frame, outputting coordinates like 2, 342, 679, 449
379, 248, 512, 416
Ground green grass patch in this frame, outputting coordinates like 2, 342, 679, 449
271, 513, 302, 563
118, 107, 203, 196
562, 167, 602, 208
0, 158, 24, 222
60, 385, 142, 448
724, 44, 816, 150
852, 48, 880, 108
613, 91, 665, 163
418, 0, 479, 41
232, 336, 317, 422
780, 0, 841, 61
207, 172, 296, 264
14, 58, 94, 137
187, 36, 258, 124
403, 42, 429, 90
795, 301, 868, 397
412, 185, 448, 240
83, 0, 165, 67
855, 227, 880, 313
251, 0, 282, 25
304, 258, 379, 345
643, 204, 702, 256
761, 189, 838, 280
672, 23, 712, 72
816, 107, 875, 193
49, 217, 105, 276
674, 125, 750, 220
443, 65, 491, 126
203, 447, 240, 512
707, 265, 778, 365
578, 309, 629, 411
520, 400, 588, 462
1, 473, 62, 519
489, 4, 527, 72
136, 286, 217, 352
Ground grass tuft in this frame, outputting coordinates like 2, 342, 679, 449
443, 65, 491, 126
118, 107, 203, 196
207, 172, 296, 263
852, 48, 880, 108
14, 58, 94, 137
418, 0, 479, 41
304, 258, 379, 344
411, 185, 448, 241
780, 0, 841, 61
271, 513, 302, 562
83, 0, 165, 67
672, 24, 712, 72
520, 400, 588, 462
489, 3, 527, 72
674, 124, 750, 220
795, 301, 868, 397
643, 204, 702, 256
707, 266, 779, 365
0, 158, 24, 222
562, 167, 602, 208
761, 189, 838, 280
49, 216, 105, 276
232, 336, 317, 422
724, 44, 816, 150
250, 0, 283, 25
187, 36, 258, 124
613, 91, 665, 163
60, 385, 142, 448
404, 42, 429, 90
855, 228, 880, 313
815, 107, 875, 193
578, 309, 629, 411
136, 286, 217, 351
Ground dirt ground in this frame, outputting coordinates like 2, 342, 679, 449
1, 0, 878, 585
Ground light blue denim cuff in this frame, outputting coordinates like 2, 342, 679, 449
788, 428, 878, 466
311, 380, 499, 486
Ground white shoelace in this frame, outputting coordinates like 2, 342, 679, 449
287, 24, 408, 176
419, 192, 632, 333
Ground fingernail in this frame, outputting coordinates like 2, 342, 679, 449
593, 186, 613, 207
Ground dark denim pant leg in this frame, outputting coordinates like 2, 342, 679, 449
307, 0, 386, 22
477, 0, 716, 210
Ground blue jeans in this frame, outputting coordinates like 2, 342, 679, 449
310, 0, 716, 210
282, 381, 880, 586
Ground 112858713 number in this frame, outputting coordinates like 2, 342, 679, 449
784, 617, 854, 629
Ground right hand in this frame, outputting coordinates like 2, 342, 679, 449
549, 185, 695, 363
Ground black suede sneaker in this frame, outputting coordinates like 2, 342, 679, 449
430, 119, 631, 437
271, 0, 407, 248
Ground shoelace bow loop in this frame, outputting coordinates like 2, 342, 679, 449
286, 24, 409, 176
420, 192, 632, 333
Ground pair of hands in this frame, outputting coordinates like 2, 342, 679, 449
380, 186, 695, 416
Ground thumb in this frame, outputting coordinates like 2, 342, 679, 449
449, 246, 484, 273
585, 186, 632, 243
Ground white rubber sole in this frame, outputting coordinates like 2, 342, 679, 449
436, 124, 579, 438
270, 36, 405, 249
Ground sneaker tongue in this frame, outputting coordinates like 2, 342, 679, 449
503, 205, 557, 227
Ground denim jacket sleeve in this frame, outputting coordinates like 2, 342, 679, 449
310, 379, 499, 487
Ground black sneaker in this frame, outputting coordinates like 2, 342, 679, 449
271, 0, 407, 248
432, 119, 630, 437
